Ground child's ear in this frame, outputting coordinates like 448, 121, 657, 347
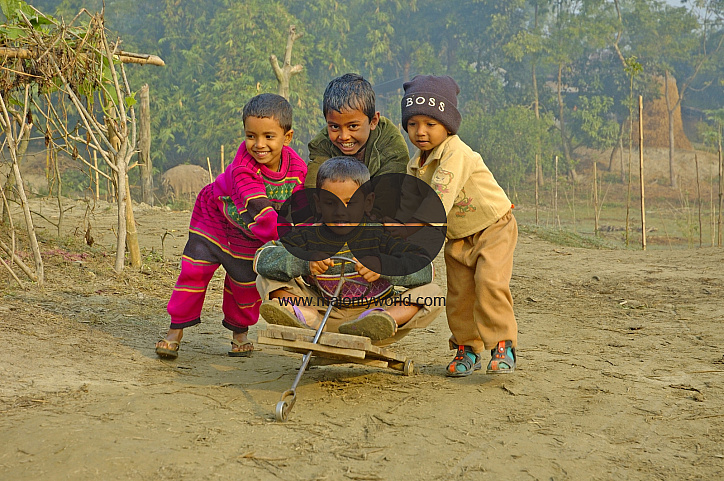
369, 112, 381, 130
284, 129, 294, 145
364, 192, 375, 213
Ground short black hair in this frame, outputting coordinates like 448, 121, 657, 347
316, 156, 371, 190
322, 73, 376, 121
242, 93, 293, 132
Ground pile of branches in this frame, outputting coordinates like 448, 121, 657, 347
1, 2, 160, 284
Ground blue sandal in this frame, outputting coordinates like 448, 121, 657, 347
446, 345, 481, 377
486, 340, 516, 374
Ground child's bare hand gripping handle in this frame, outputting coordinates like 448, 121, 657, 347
354, 256, 381, 283
309, 258, 334, 275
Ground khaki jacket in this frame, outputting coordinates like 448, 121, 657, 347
407, 135, 512, 239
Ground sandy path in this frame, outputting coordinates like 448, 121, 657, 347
1, 199, 723, 480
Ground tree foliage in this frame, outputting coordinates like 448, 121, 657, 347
6, 0, 724, 189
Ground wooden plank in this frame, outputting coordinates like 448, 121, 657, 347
307, 354, 390, 369
366, 345, 408, 363
259, 325, 372, 350
257, 335, 367, 360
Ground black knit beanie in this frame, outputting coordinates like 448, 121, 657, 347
401, 75, 461, 134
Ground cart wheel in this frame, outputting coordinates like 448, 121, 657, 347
403, 359, 414, 376
275, 400, 291, 422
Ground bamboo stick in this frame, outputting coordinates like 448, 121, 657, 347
125, 177, 141, 268
207, 157, 213, 183
639, 95, 646, 251
0, 46, 165, 66
555, 155, 560, 229
221, 145, 225, 172
593, 161, 599, 236
94, 150, 99, 201
695, 154, 702, 248
534, 153, 539, 225
719, 147, 722, 246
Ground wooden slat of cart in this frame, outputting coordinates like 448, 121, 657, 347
258, 335, 368, 360
257, 325, 407, 369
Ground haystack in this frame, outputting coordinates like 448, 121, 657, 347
637, 75, 692, 149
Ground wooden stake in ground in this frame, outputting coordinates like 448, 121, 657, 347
206, 157, 213, 183
555, 155, 560, 229
270, 25, 304, 100
719, 147, 722, 246
593, 161, 599, 236
220, 145, 225, 173
572, 176, 576, 231
124, 180, 141, 268
711, 162, 715, 247
94, 151, 99, 201
639, 95, 646, 251
695, 153, 702, 247
534, 153, 539, 225
138, 84, 153, 206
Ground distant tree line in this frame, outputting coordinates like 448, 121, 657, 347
15, 0, 724, 190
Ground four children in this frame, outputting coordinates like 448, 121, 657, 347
157, 72, 518, 378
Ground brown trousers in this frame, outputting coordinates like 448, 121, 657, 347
257, 276, 444, 347
444, 210, 518, 353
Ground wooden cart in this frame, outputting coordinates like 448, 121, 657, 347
258, 324, 414, 374
256, 256, 414, 422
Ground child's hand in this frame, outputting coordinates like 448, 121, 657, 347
354, 256, 381, 283
309, 258, 334, 275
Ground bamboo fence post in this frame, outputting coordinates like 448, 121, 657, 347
719, 147, 722, 246
695, 154, 702, 247
138, 84, 153, 206
206, 157, 213, 183
593, 161, 599, 235
221, 145, 225, 172
711, 163, 716, 247
535, 153, 539, 225
94, 150, 99, 201
572, 176, 576, 231
625, 134, 633, 247
125, 179, 141, 268
639, 95, 646, 251
555, 155, 560, 229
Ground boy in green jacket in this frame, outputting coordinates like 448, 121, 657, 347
306, 73, 409, 188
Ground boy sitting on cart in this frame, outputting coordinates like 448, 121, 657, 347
253, 156, 443, 347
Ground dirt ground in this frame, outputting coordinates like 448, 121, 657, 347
1, 194, 724, 481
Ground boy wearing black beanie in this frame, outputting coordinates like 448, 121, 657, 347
400, 74, 518, 376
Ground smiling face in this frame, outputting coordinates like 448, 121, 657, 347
325, 109, 380, 156
243, 116, 293, 171
406, 114, 450, 153
314, 178, 374, 235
